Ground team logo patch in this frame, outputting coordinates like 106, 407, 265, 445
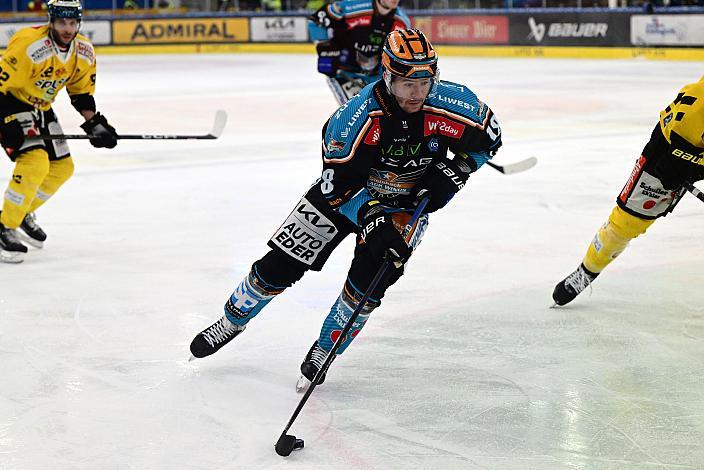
428, 137, 439, 152
328, 138, 345, 152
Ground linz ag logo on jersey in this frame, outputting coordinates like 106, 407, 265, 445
425, 115, 464, 138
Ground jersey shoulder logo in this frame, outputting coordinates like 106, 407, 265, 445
26, 37, 54, 64
75, 39, 95, 65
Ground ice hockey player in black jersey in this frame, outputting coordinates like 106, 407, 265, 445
190, 29, 502, 391
308, 0, 410, 105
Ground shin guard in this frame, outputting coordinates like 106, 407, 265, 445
583, 206, 655, 274
28, 157, 74, 213
2, 149, 50, 229
224, 268, 286, 326
318, 280, 380, 355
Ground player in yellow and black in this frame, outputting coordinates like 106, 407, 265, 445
553, 76, 704, 306
0, 0, 118, 264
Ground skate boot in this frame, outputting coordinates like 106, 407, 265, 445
0, 220, 28, 264
552, 263, 599, 306
18, 212, 47, 249
296, 341, 334, 393
190, 315, 246, 359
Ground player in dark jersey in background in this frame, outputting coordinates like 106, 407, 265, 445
553, 76, 704, 306
190, 30, 502, 391
308, 0, 410, 105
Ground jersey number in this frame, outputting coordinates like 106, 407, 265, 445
0, 65, 9, 84
485, 114, 501, 142
320, 168, 335, 194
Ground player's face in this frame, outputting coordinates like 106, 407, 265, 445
377, 0, 401, 9
50, 18, 80, 47
389, 76, 433, 113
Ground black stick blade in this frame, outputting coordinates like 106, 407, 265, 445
275, 434, 304, 456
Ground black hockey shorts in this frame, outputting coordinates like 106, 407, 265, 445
617, 127, 687, 220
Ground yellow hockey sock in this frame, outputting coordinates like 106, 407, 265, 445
1, 149, 50, 229
583, 206, 655, 274
28, 157, 74, 213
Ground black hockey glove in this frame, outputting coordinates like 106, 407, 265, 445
358, 200, 411, 263
316, 42, 344, 77
409, 158, 471, 213
0, 113, 25, 156
80, 112, 118, 149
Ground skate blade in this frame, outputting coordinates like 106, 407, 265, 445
0, 250, 25, 264
295, 375, 311, 393
16, 231, 43, 249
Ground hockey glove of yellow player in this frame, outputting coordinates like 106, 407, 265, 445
81, 112, 118, 149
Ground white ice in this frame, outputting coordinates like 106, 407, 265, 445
1, 53, 703, 469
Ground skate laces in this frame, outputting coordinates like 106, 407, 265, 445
203, 316, 242, 347
23, 213, 39, 230
308, 343, 329, 370
565, 266, 594, 295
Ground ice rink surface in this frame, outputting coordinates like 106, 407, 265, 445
1, 53, 703, 469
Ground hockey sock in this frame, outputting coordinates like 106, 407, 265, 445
318, 279, 380, 355
28, 157, 74, 213
1, 149, 50, 229
583, 205, 655, 274
223, 267, 286, 326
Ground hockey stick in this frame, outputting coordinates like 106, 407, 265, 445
275, 198, 429, 457
326, 77, 348, 106
684, 182, 704, 203
27, 110, 227, 141
486, 156, 537, 175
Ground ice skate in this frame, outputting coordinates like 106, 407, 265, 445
0, 221, 28, 264
296, 341, 333, 393
189, 315, 245, 359
552, 263, 599, 306
18, 212, 47, 249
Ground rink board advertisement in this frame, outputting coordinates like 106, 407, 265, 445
112, 18, 249, 44
631, 15, 704, 46
250, 17, 308, 42
0, 21, 112, 48
509, 13, 630, 47
412, 15, 508, 45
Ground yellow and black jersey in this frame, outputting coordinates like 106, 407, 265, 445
0, 24, 96, 111
659, 76, 704, 165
